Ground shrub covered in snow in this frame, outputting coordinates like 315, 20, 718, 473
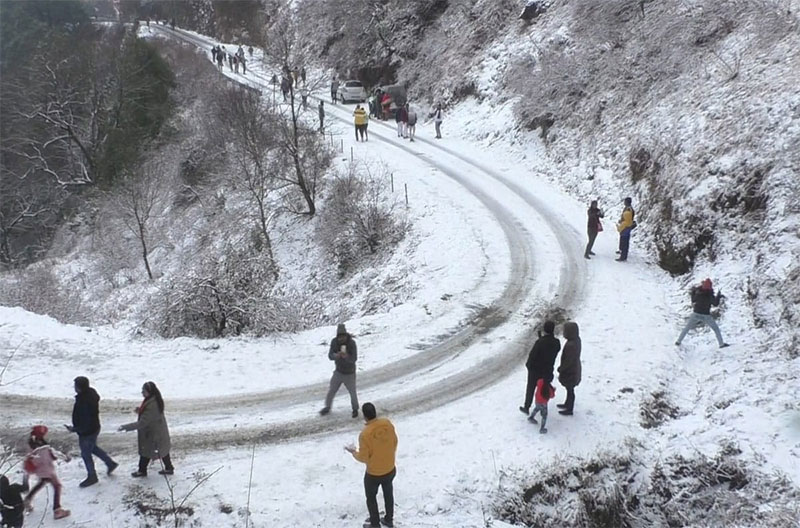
494, 440, 800, 527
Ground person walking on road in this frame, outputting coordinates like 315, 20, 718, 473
345, 402, 398, 528
318, 101, 325, 134
354, 105, 369, 142
331, 77, 339, 103
320, 324, 359, 417
119, 381, 175, 477
300, 86, 310, 110
557, 322, 582, 416
65, 376, 118, 488
430, 104, 444, 138
394, 104, 406, 137
520, 320, 561, 415
406, 105, 418, 141
585, 200, 604, 259
23, 426, 71, 520
616, 197, 635, 261
675, 278, 729, 348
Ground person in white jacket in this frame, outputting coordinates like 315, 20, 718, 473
430, 104, 443, 138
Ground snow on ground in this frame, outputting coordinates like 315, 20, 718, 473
2, 24, 799, 528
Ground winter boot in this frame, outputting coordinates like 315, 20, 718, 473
352, 409, 359, 419
540, 427, 548, 434
519, 406, 529, 414
79, 474, 98, 488
131, 470, 147, 478
107, 461, 119, 475
54, 508, 71, 520
319, 407, 330, 416
558, 410, 573, 416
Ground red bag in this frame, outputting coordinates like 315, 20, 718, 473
597, 220, 604, 232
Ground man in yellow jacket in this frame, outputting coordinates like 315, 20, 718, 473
354, 105, 369, 142
615, 197, 636, 261
345, 403, 398, 528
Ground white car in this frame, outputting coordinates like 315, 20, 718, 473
338, 80, 367, 103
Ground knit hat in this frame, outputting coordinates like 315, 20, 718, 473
701, 278, 713, 290
31, 425, 48, 439
336, 323, 347, 335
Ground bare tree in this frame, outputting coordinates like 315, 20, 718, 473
261, 7, 334, 216
113, 158, 168, 280
213, 86, 279, 276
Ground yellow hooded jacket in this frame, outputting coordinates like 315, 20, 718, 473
352, 417, 397, 476
353, 107, 368, 126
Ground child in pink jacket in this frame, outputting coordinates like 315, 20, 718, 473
528, 379, 555, 434
23, 426, 71, 520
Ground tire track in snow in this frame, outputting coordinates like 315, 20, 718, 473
0, 26, 586, 452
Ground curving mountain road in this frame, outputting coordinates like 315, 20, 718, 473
0, 25, 587, 453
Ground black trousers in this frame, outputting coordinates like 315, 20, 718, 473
585, 229, 598, 256
523, 370, 538, 410
139, 454, 174, 474
364, 468, 396, 525
564, 386, 576, 411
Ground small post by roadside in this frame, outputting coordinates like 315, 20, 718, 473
350, 146, 353, 162
404, 183, 409, 207
390, 173, 394, 192
340, 138, 343, 153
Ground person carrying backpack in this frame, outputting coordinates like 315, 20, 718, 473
23, 426, 71, 520
675, 278, 730, 348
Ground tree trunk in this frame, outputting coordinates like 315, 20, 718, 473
256, 201, 279, 281
287, 86, 316, 216
138, 222, 153, 280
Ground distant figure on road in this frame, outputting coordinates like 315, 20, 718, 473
430, 104, 444, 139
331, 77, 339, 103
354, 105, 369, 141
557, 322, 582, 416
675, 278, 729, 348
169, 18, 175, 30
281, 77, 291, 102
520, 320, 560, 416
65, 376, 118, 488
406, 104, 417, 141
300, 86, 310, 109
318, 101, 325, 134
248, 46, 253, 57
345, 402, 398, 528
320, 323, 359, 417
585, 200, 604, 259
615, 197, 635, 261
301, 66, 306, 84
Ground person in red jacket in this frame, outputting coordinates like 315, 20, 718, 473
528, 379, 555, 434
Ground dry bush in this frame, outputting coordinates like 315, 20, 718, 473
317, 161, 408, 277
0, 265, 89, 324
494, 440, 800, 527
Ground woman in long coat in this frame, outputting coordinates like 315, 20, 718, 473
119, 381, 174, 477
557, 322, 582, 415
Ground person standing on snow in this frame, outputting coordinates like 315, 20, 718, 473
406, 104, 418, 141
119, 381, 175, 477
65, 376, 118, 488
354, 105, 369, 142
345, 402, 398, 528
1, 473, 29, 528
585, 200, 604, 259
331, 77, 340, 103
615, 197, 636, 261
520, 320, 561, 416
300, 86, 310, 110
557, 321, 582, 416
300, 66, 306, 84
528, 378, 556, 434
318, 100, 325, 134
23, 426, 71, 520
240, 54, 247, 75
430, 104, 444, 138
320, 324, 359, 417
394, 104, 406, 137
675, 278, 730, 348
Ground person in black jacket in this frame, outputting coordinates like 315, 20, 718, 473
519, 320, 561, 415
65, 376, 118, 487
675, 279, 729, 348
1, 474, 29, 528
584, 200, 604, 259
320, 324, 359, 418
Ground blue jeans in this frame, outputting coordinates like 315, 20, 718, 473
676, 313, 724, 346
79, 433, 115, 477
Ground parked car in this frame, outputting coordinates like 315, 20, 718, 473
338, 80, 367, 103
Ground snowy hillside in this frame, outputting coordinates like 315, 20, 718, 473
1, 2, 799, 528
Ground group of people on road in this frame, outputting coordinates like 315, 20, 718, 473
1, 378, 173, 525
211, 44, 249, 75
